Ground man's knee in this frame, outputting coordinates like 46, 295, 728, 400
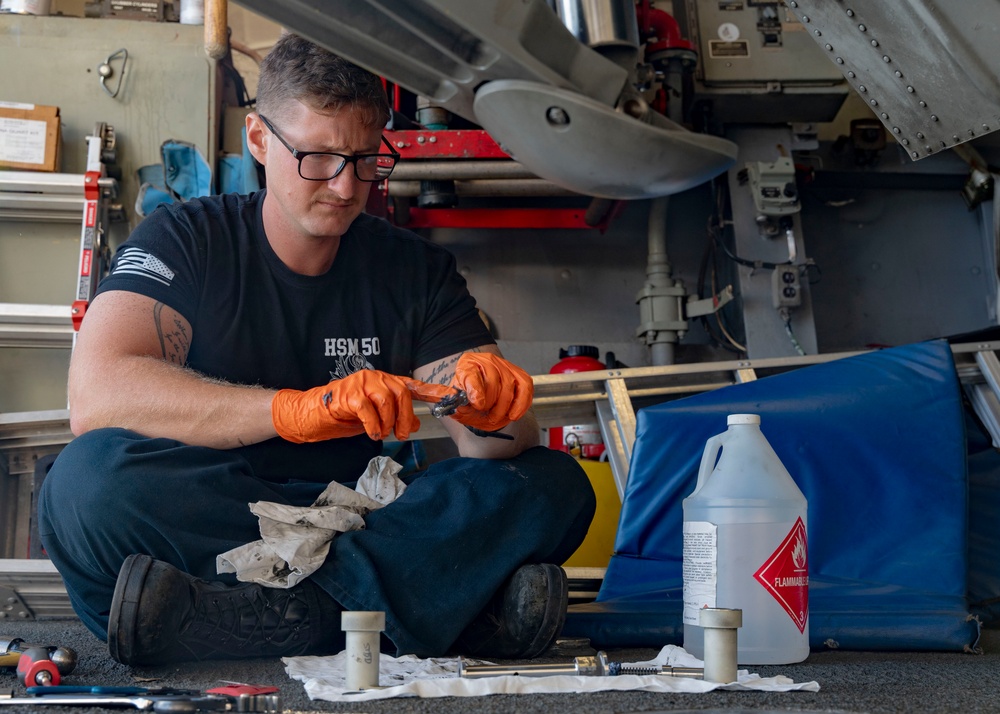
42, 429, 127, 512
40, 427, 171, 534
516, 446, 597, 518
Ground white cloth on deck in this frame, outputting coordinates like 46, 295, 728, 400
283, 644, 821, 701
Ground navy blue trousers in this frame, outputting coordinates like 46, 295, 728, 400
37, 428, 596, 656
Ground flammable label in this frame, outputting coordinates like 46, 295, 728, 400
753, 516, 808, 633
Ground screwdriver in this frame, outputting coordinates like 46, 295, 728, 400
458, 651, 703, 679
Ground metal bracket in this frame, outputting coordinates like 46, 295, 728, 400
686, 285, 735, 319
0, 583, 34, 621
98, 48, 128, 99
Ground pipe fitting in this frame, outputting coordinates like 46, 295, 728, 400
699, 607, 742, 683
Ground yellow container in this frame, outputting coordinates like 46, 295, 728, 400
562, 459, 622, 568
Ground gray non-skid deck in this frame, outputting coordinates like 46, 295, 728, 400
1, 618, 997, 714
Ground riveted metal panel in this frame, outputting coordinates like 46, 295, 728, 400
786, 0, 1000, 159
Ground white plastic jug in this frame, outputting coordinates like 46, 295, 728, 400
682, 414, 809, 665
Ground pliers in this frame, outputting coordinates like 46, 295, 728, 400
429, 388, 514, 440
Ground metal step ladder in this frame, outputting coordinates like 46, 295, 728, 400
969, 348, 1000, 448
0, 125, 122, 618
0, 123, 121, 349
531, 340, 1000, 499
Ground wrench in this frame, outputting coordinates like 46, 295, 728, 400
0, 692, 280, 713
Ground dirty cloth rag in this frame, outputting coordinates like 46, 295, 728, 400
217, 456, 405, 588
283, 645, 820, 702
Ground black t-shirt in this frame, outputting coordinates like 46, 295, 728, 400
95, 191, 492, 482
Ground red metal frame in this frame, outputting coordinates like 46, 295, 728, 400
379, 128, 623, 231
395, 207, 596, 230
386, 129, 509, 160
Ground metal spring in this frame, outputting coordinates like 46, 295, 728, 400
608, 662, 661, 676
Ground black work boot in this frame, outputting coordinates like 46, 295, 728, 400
452, 563, 568, 659
108, 554, 343, 666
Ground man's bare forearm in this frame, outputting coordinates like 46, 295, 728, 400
450, 409, 541, 459
69, 354, 278, 449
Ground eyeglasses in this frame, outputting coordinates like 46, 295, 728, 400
258, 114, 399, 182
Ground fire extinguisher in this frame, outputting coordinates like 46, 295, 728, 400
549, 345, 608, 459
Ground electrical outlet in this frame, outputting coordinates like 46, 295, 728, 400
772, 265, 802, 308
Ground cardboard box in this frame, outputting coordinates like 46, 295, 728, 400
0, 102, 61, 172
50, 0, 87, 17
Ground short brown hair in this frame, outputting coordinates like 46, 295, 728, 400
256, 33, 390, 129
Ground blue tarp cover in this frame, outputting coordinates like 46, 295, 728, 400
564, 340, 980, 651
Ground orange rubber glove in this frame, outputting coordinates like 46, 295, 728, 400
272, 370, 450, 443
448, 352, 534, 432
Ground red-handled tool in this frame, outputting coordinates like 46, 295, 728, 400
16, 647, 60, 687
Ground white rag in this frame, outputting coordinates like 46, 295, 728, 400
217, 456, 406, 588
283, 645, 820, 701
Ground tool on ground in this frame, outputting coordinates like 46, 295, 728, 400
0, 638, 77, 675
15, 647, 60, 687
206, 684, 280, 712
342, 610, 385, 690
0, 694, 226, 712
28, 686, 202, 697
458, 651, 703, 679
206, 684, 278, 697
700, 607, 742, 683
0, 689, 281, 712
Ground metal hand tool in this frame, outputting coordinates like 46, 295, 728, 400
15, 647, 59, 686
28, 686, 202, 697
0, 690, 281, 713
0, 694, 218, 711
206, 684, 281, 713
430, 388, 516, 440
0, 638, 77, 675
430, 388, 468, 418
458, 651, 703, 678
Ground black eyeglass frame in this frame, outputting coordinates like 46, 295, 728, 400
258, 114, 400, 182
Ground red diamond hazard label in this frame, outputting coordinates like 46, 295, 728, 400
753, 517, 808, 633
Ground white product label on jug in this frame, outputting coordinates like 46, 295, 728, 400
682, 521, 717, 626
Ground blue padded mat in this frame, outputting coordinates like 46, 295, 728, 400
564, 340, 981, 651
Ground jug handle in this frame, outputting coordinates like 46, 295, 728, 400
693, 432, 727, 494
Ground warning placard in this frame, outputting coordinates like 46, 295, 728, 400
753, 517, 808, 633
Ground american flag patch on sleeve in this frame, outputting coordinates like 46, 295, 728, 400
111, 247, 176, 285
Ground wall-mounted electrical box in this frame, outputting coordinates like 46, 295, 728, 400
683, 0, 849, 122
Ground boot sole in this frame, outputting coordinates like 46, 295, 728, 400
107, 553, 154, 665
519, 563, 568, 659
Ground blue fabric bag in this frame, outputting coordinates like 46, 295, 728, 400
135, 130, 259, 218
564, 340, 981, 651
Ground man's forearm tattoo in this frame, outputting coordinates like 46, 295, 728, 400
425, 346, 485, 385
153, 302, 190, 364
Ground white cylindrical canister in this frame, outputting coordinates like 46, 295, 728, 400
341, 611, 385, 690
